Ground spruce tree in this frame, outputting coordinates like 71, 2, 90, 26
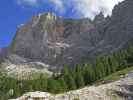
95, 57, 106, 79
75, 72, 85, 88
64, 74, 76, 90
83, 64, 95, 85
74, 65, 85, 88
47, 78, 62, 93
102, 56, 111, 75
62, 65, 70, 76
58, 77, 67, 92
62, 65, 76, 90
39, 74, 47, 91
108, 55, 119, 72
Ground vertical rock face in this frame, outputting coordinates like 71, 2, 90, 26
8, 0, 133, 70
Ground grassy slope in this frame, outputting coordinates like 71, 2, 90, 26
104, 66, 133, 81
95, 66, 133, 85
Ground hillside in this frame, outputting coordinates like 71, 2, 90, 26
11, 69, 133, 100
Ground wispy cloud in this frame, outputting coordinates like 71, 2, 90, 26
16, 0, 125, 19
49, 0, 64, 12
50, 0, 63, 8
16, 0, 64, 10
17, 0, 39, 6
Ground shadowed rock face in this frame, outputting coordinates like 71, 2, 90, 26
8, 0, 133, 70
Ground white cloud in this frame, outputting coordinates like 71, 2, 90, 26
49, 0, 64, 12
16, 0, 64, 9
71, 0, 125, 19
17, 0, 39, 6
16, 0, 125, 19
50, 0, 63, 8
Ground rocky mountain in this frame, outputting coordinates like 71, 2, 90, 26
5, 0, 133, 70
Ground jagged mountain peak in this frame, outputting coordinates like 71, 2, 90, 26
36, 12, 57, 21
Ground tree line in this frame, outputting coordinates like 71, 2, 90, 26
0, 46, 133, 99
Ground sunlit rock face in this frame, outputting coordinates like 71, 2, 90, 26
9, 0, 133, 70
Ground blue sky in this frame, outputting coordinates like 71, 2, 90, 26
0, 0, 79, 48
0, 0, 58, 47
0, 0, 124, 48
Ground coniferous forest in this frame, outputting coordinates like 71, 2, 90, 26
0, 46, 133, 99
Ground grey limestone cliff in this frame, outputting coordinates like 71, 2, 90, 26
7, 0, 133, 70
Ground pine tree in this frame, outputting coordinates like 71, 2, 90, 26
58, 77, 67, 92
108, 55, 119, 72
62, 65, 70, 76
95, 57, 106, 79
74, 65, 85, 88
75, 72, 84, 88
62, 65, 76, 90
47, 78, 62, 93
102, 56, 111, 75
39, 74, 47, 91
83, 64, 95, 85
67, 75, 77, 90
13, 85, 21, 98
